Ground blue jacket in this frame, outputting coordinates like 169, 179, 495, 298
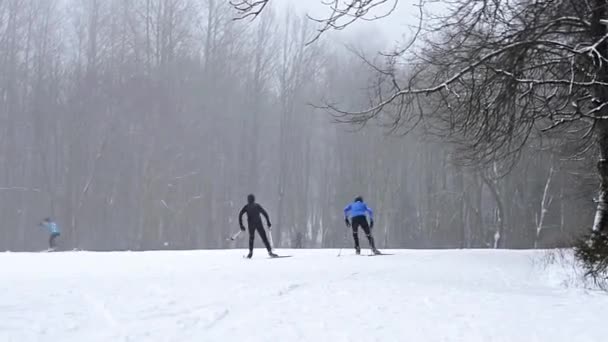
41, 221, 60, 235
344, 201, 373, 220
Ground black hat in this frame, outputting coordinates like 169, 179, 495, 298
355, 196, 363, 202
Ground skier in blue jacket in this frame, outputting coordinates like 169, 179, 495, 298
40, 217, 60, 250
344, 196, 380, 255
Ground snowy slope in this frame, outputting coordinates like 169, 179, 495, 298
1, 249, 606, 342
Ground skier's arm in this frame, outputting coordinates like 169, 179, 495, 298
259, 205, 271, 227
366, 205, 374, 220
366, 204, 374, 228
238, 206, 247, 230
344, 204, 352, 227
343, 204, 351, 219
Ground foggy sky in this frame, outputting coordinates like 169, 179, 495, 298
274, 0, 421, 45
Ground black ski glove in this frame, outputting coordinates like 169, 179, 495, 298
267, 222, 272, 229
345, 218, 351, 228
370, 219, 374, 229
240, 225, 246, 232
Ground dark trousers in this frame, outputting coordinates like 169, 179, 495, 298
248, 223, 272, 252
49, 233, 60, 249
351, 216, 376, 249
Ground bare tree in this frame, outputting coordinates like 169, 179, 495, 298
243, 0, 608, 236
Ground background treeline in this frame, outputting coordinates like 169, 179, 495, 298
0, 0, 593, 251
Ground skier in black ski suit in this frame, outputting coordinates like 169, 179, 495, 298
239, 194, 278, 258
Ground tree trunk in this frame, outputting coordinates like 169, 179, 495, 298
535, 164, 554, 248
593, 121, 608, 233
482, 173, 505, 248
591, 0, 608, 234
455, 167, 466, 248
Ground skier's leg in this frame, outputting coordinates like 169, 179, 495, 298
351, 217, 361, 253
49, 233, 58, 249
361, 220, 380, 254
247, 225, 256, 258
256, 225, 274, 254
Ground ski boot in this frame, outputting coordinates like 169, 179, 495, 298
355, 246, 361, 255
372, 248, 382, 255
269, 251, 279, 258
246, 251, 253, 259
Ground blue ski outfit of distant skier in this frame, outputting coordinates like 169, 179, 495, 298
344, 196, 380, 255
40, 217, 60, 250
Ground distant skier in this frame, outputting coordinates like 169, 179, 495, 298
239, 194, 278, 259
344, 196, 380, 255
40, 217, 60, 250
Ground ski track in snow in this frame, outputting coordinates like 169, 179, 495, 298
0, 249, 606, 342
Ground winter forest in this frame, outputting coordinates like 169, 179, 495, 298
0, 0, 602, 252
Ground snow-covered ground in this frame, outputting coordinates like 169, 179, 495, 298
1, 249, 606, 342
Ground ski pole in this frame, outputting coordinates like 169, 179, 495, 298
227, 230, 242, 241
337, 228, 348, 257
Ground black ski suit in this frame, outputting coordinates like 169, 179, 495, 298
351, 215, 376, 250
238, 203, 273, 252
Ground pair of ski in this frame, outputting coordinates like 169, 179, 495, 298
39, 248, 82, 253
227, 230, 292, 259
338, 249, 393, 257
246, 255, 292, 259
363, 252, 393, 257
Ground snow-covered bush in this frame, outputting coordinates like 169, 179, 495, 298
573, 232, 608, 290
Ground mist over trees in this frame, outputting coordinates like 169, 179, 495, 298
0, 0, 594, 251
